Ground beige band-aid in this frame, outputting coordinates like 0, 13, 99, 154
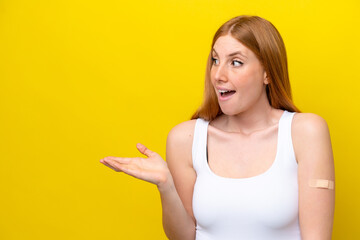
309, 179, 334, 190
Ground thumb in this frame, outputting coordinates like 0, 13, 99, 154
136, 143, 155, 158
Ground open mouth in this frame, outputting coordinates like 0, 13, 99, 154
219, 89, 236, 97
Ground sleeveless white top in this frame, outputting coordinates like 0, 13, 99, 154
192, 110, 301, 240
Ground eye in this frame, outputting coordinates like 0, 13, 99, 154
232, 60, 243, 66
211, 57, 219, 65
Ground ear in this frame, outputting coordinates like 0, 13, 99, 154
263, 72, 269, 85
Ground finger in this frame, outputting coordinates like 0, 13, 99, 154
108, 160, 136, 176
101, 158, 123, 172
136, 143, 155, 157
104, 156, 131, 164
100, 159, 118, 171
101, 161, 119, 172
118, 165, 142, 180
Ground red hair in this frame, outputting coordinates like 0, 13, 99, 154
191, 15, 301, 121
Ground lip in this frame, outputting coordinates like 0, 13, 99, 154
215, 87, 236, 101
215, 86, 234, 91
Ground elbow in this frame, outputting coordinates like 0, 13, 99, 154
163, 223, 196, 240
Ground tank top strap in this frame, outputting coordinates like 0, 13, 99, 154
277, 110, 297, 167
192, 118, 209, 172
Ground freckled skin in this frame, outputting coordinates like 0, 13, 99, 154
211, 34, 269, 116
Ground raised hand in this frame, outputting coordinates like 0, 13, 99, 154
100, 143, 173, 190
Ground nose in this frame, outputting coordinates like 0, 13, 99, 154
213, 62, 228, 83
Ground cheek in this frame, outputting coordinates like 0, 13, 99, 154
232, 74, 264, 104
209, 70, 215, 84
234, 67, 264, 90
232, 71, 255, 90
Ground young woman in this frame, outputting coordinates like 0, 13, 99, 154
100, 15, 335, 240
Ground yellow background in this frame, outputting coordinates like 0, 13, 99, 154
0, 0, 359, 239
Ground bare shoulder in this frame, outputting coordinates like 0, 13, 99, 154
166, 119, 198, 166
292, 112, 333, 164
292, 112, 329, 133
167, 119, 197, 144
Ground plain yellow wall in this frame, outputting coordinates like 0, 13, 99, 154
1, 0, 359, 239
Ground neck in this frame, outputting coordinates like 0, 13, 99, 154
222, 95, 278, 135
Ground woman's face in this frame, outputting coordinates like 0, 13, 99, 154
210, 34, 269, 115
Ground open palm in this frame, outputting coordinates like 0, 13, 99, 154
100, 143, 171, 187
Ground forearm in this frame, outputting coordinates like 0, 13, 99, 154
158, 179, 196, 240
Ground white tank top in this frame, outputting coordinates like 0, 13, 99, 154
192, 110, 301, 240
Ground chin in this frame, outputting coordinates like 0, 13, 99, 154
219, 106, 240, 116
219, 101, 250, 116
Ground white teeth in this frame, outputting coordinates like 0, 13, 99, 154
218, 89, 231, 93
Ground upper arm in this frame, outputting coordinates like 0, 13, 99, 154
292, 113, 335, 240
166, 120, 197, 223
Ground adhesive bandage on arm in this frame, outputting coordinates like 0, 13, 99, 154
308, 179, 334, 190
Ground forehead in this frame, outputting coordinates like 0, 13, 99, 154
212, 35, 251, 57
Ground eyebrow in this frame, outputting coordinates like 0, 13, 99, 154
212, 49, 247, 59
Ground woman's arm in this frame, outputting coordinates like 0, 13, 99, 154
100, 120, 197, 240
161, 120, 197, 240
293, 113, 335, 240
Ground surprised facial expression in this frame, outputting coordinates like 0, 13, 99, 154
211, 34, 269, 115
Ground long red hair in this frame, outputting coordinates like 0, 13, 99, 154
191, 15, 301, 121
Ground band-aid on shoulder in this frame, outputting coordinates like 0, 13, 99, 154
309, 179, 334, 190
